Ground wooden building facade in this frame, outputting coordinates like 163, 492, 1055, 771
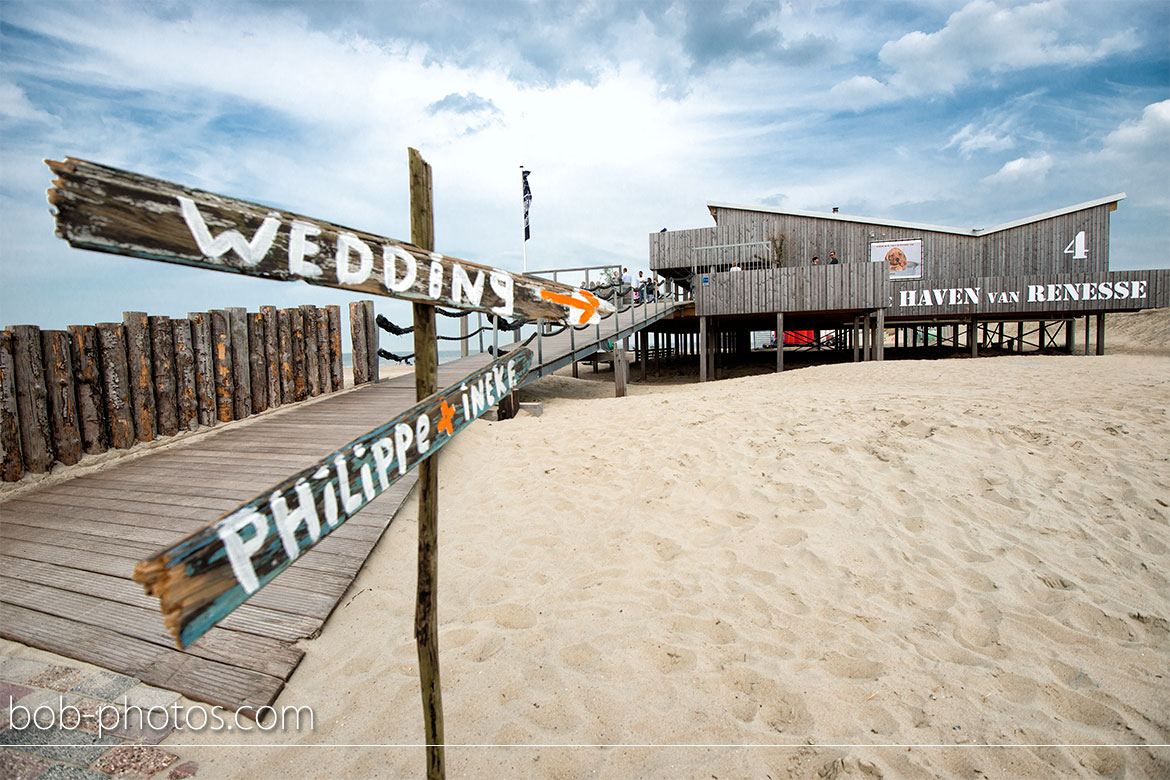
648, 193, 1169, 376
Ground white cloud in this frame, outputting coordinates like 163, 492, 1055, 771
1101, 99, 1170, 159
832, 0, 1139, 103
828, 75, 894, 111
946, 123, 1015, 157
0, 81, 56, 126
982, 152, 1053, 183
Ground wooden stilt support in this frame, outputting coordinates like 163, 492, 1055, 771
639, 330, 648, 382
1095, 313, 1105, 356
776, 312, 784, 373
699, 316, 708, 383
408, 147, 444, 780
615, 338, 628, 397
856, 315, 865, 364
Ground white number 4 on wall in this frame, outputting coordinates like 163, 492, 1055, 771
1064, 230, 1088, 260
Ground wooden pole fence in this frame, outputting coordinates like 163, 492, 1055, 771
1, 302, 354, 481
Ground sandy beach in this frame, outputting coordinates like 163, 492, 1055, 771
4, 312, 1168, 778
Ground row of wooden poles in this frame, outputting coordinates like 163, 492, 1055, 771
1, 301, 381, 482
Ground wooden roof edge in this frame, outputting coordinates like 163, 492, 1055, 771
703, 193, 1128, 238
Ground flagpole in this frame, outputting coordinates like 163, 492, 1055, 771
520, 165, 528, 274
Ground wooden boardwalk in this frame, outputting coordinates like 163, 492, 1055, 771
0, 353, 504, 710
0, 302, 679, 711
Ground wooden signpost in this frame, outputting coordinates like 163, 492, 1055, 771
46, 158, 611, 325
132, 346, 532, 648
47, 153, 566, 780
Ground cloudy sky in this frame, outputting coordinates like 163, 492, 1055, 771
2, 0, 1167, 353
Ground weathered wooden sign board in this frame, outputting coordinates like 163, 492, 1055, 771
45, 158, 611, 325
133, 347, 532, 648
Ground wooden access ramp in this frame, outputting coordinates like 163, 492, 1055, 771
0, 353, 498, 711
0, 297, 680, 711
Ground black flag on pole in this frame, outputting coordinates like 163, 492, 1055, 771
521, 169, 532, 241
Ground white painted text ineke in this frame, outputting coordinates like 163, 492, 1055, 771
178, 196, 516, 315
899, 280, 1147, 309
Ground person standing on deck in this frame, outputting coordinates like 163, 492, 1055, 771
829, 251, 839, 264
812, 256, 820, 265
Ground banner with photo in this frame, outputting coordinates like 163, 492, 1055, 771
871, 238, 922, 280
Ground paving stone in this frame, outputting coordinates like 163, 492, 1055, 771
0, 749, 53, 780
89, 707, 174, 746
0, 658, 50, 685
36, 764, 112, 780
0, 724, 121, 764
168, 760, 199, 779
68, 698, 111, 735
27, 666, 86, 693
1, 683, 36, 730
94, 744, 178, 778
120, 684, 181, 713
69, 672, 138, 703
8, 692, 83, 729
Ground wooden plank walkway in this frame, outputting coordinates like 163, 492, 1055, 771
0, 304, 677, 711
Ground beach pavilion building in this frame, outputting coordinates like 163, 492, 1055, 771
648, 194, 1169, 379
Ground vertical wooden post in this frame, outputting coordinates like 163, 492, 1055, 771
68, 325, 109, 454
350, 302, 370, 386
776, 312, 784, 373
10, 325, 54, 472
327, 305, 344, 392
639, 330, 648, 382
150, 316, 179, 437
315, 308, 332, 393
301, 305, 321, 396
861, 312, 870, 361
699, 316, 707, 383
853, 316, 860, 362
290, 307, 308, 401
210, 310, 234, 422
277, 309, 295, 403
875, 309, 885, 361
0, 331, 23, 481
123, 312, 156, 441
459, 309, 468, 359
1095, 313, 1105, 356
227, 307, 251, 419
364, 300, 378, 383
42, 330, 82, 466
261, 306, 281, 408
96, 323, 135, 449
409, 146, 444, 780
189, 312, 216, 427
970, 317, 979, 358
614, 342, 628, 398
248, 312, 269, 413
172, 319, 199, 432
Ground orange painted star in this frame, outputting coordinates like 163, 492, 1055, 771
437, 398, 456, 436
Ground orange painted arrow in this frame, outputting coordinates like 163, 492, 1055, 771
540, 288, 604, 325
